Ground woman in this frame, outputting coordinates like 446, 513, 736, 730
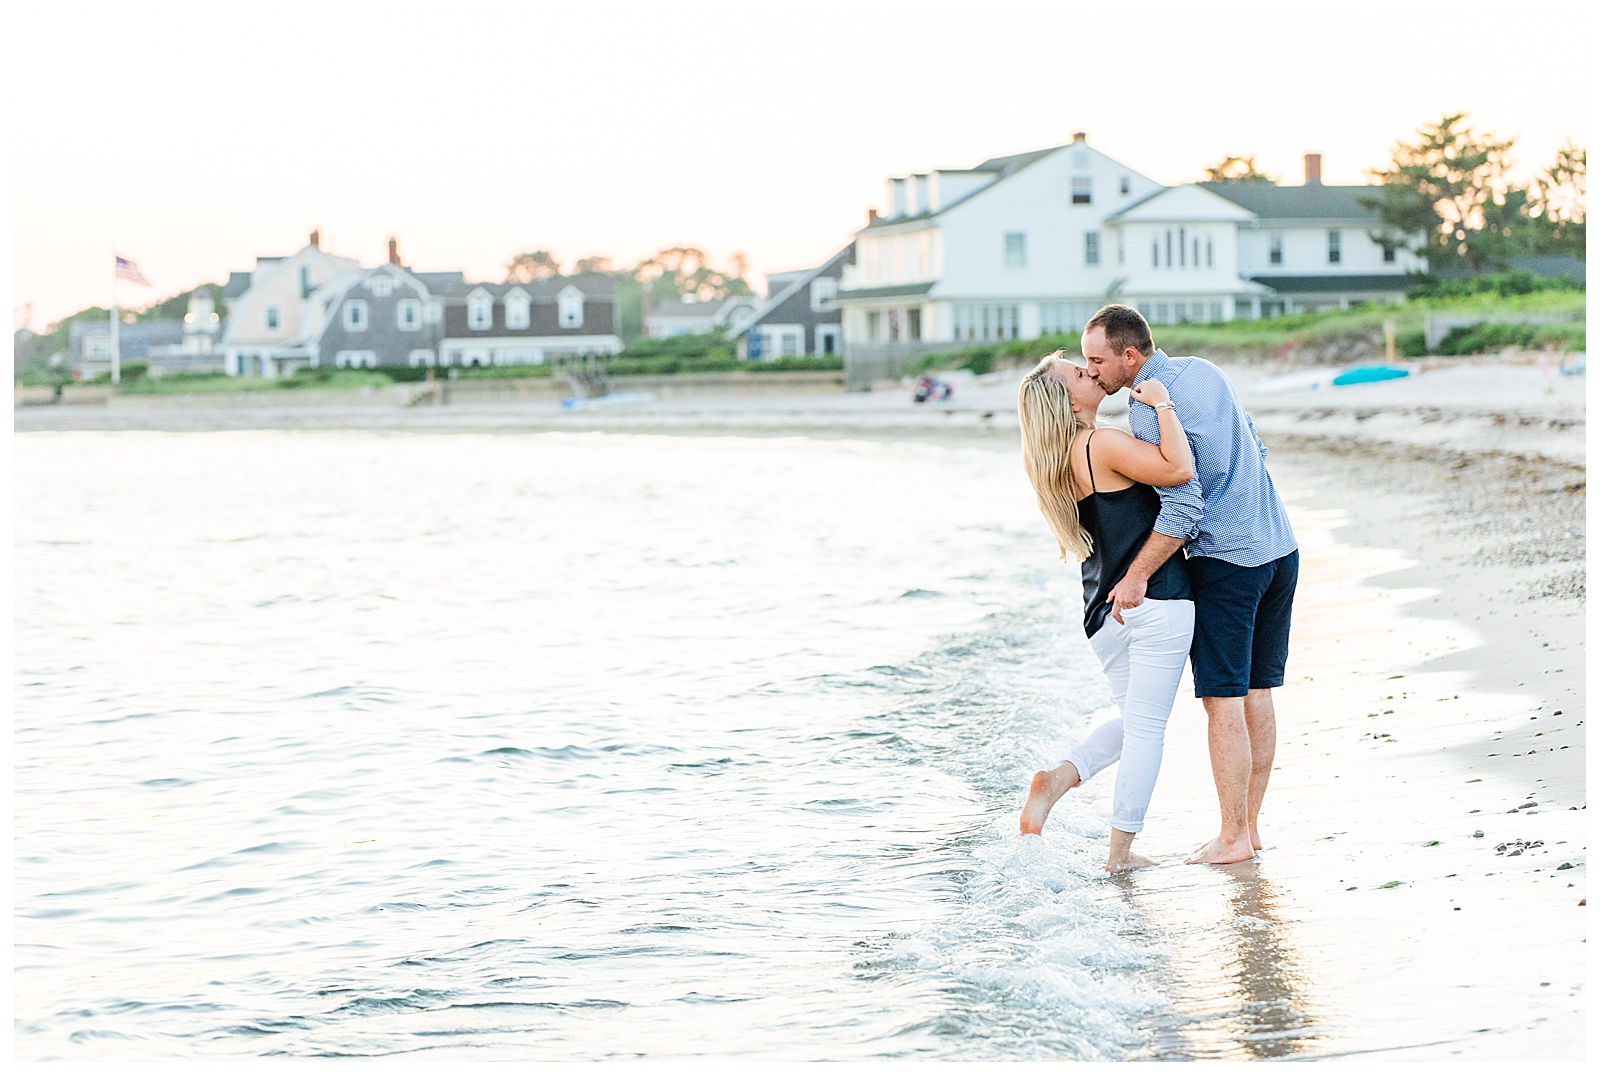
1016, 350, 1196, 874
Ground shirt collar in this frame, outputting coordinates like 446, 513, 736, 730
1132, 348, 1168, 387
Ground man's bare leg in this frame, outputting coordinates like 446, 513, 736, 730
1243, 688, 1277, 850
1187, 696, 1255, 864
1106, 828, 1156, 875
1020, 761, 1081, 834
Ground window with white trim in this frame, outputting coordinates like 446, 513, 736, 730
815, 325, 840, 356
504, 291, 531, 330
1084, 231, 1101, 266
396, 299, 421, 331
370, 276, 394, 298
1327, 229, 1342, 264
1119, 176, 1131, 196
1382, 241, 1397, 263
334, 349, 377, 368
265, 304, 281, 331
344, 300, 368, 331
409, 348, 435, 367
1003, 232, 1026, 269
809, 277, 838, 312
468, 294, 493, 330
557, 288, 584, 329
952, 304, 1020, 342
1071, 176, 1092, 204
1269, 232, 1283, 265
424, 301, 443, 324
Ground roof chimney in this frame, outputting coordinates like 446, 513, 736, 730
867, 208, 879, 223
1072, 130, 1088, 142
1304, 153, 1322, 185
309, 228, 320, 249
387, 236, 401, 266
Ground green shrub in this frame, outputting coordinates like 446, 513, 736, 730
1407, 272, 1584, 300
90, 360, 149, 383
1436, 321, 1585, 355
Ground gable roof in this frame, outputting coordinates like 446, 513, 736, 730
725, 242, 854, 339
1199, 182, 1382, 221
1103, 183, 1258, 224
433, 273, 618, 302
972, 145, 1064, 173
861, 145, 1071, 232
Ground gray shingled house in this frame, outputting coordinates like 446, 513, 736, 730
726, 243, 854, 360
433, 274, 622, 367
304, 262, 448, 370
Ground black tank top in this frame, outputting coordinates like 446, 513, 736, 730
1077, 429, 1192, 638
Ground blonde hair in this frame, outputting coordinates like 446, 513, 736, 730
1017, 350, 1095, 562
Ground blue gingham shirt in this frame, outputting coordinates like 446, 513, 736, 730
1129, 350, 1297, 567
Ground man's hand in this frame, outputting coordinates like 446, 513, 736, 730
1108, 574, 1148, 624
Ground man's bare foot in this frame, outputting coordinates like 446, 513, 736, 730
1185, 834, 1256, 864
1250, 824, 1262, 851
1106, 851, 1156, 875
1019, 762, 1080, 834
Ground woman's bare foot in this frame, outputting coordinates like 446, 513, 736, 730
1019, 762, 1080, 834
1185, 833, 1256, 864
1107, 850, 1156, 875
1105, 827, 1152, 874
1250, 824, 1263, 851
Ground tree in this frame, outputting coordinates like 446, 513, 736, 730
1361, 113, 1517, 272
1527, 141, 1586, 256
572, 255, 613, 275
506, 250, 562, 281
1203, 155, 1275, 183
634, 245, 752, 302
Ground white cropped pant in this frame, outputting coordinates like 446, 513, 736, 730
1065, 598, 1195, 834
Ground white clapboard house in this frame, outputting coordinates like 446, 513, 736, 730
837, 135, 1426, 375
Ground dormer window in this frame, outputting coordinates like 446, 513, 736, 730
809, 277, 838, 313
424, 301, 443, 324
557, 286, 584, 329
397, 299, 421, 331
504, 288, 531, 330
370, 276, 394, 298
298, 265, 312, 297
265, 304, 281, 331
344, 299, 368, 331
1119, 176, 1131, 196
468, 291, 494, 330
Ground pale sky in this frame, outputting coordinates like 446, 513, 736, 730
13, 0, 1589, 328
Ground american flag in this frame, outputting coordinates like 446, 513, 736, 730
114, 254, 151, 286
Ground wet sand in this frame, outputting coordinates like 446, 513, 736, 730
13, 370, 1586, 1059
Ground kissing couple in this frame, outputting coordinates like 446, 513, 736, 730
1016, 304, 1300, 873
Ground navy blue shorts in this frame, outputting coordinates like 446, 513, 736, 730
1187, 550, 1299, 698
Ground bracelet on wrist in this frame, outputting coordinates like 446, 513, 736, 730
1153, 401, 1176, 412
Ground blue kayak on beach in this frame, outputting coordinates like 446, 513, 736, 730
1331, 365, 1412, 385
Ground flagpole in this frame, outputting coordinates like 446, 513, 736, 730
110, 250, 121, 386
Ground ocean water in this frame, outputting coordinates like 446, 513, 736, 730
13, 429, 1274, 1060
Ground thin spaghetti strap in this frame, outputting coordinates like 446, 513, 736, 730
1084, 429, 1098, 494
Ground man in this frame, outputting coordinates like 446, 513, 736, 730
1081, 304, 1298, 864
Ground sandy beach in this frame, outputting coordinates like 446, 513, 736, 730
13, 357, 1586, 1058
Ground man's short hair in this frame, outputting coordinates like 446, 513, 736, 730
1084, 304, 1154, 357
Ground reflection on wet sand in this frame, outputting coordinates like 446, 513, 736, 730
1120, 861, 1327, 1060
